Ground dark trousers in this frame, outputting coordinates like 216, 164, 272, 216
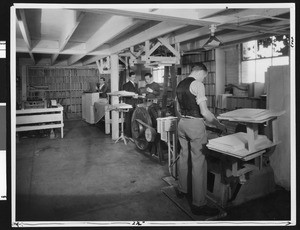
124, 108, 134, 137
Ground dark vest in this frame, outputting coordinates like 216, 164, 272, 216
176, 77, 203, 118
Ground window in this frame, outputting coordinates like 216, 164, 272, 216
152, 66, 164, 83
241, 35, 290, 83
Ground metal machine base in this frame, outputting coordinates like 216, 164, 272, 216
207, 162, 275, 208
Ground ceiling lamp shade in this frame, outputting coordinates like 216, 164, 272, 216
202, 24, 222, 50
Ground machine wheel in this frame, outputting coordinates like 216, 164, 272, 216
148, 103, 161, 129
131, 107, 152, 151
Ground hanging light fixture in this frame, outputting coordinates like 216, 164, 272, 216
202, 24, 222, 50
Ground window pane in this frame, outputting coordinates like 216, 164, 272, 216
242, 40, 256, 60
255, 58, 271, 83
272, 56, 289, 66
240, 35, 289, 84
272, 35, 290, 57
152, 67, 164, 83
152, 69, 159, 82
257, 37, 272, 58
241, 60, 256, 83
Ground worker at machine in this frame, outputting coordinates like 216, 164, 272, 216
175, 63, 227, 216
144, 73, 161, 100
97, 77, 109, 98
122, 72, 140, 137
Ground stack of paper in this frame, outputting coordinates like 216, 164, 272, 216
218, 108, 285, 123
208, 132, 248, 152
108, 91, 137, 97
207, 132, 273, 156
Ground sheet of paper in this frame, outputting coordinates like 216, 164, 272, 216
218, 108, 285, 122
108, 91, 137, 97
207, 132, 273, 155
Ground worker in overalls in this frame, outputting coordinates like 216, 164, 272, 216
175, 63, 226, 216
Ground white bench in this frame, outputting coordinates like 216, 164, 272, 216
16, 104, 64, 138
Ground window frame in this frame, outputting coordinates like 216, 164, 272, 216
240, 35, 290, 83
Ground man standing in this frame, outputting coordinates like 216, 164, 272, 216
175, 64, 226, 216
122, 72, 139, 101
144, 73, 160, 99
97, 77, 109, 98
122, 72, 139, 137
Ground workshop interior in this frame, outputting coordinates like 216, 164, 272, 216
12, 4, 294, 226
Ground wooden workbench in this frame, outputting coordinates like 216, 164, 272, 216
16, 104, 64, 138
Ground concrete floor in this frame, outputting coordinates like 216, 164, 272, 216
16, 119, 192, 222
15, 119, 291, 224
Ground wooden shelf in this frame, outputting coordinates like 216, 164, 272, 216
26, 66, 102, 116
179, 49, 225, 114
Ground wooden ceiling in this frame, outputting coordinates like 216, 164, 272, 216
14, 5, 291, 67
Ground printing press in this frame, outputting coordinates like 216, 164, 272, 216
205, 108, 284, 207
164, 108, 285, 208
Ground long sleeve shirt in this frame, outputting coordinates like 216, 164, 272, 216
145, 82, 161, 99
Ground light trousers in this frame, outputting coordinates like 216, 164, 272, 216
177, 118, 208, 207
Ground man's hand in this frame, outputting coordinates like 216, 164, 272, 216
218, 123, 227, 135
146, 87, 153, 93
133, 94, 138, 99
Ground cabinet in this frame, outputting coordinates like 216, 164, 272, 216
82, 93, 99, 124
179, 49, 225, 113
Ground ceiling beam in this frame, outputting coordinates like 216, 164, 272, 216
180, 30, 280, 52
157, 37, 180, 58
16, 9, 35, 63
16, 9, 31, 49
81, 8, 216, 27
169, 19, 289, 46
17, 39, 109, 56
109, 21, 187, 54
82, 55, 109, 66
83, 21, 187, 65
59, 11, 86, 51
67, 54, 86, 66
203, 8, 290, 25
51, 11, 85, 64
169, 26, 210, 44
86, 15, 139, 53
67, 15, 141, 66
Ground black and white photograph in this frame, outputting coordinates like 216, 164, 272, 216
0, 2, 297, 229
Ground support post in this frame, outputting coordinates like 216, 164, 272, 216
110, 54, 119, 140
246, 123, 258, 153
21, 65, 27, 101
161, 66, 169, 117
105, 105, 110, 134
170, 64, 177, 99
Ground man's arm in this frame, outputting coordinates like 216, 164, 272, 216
174, 97, 182, 119
199, 101, 226, 132
150, 82, 160, 96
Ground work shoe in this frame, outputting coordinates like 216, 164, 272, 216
174, 187, 186, 199
190, 204, 219, 216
